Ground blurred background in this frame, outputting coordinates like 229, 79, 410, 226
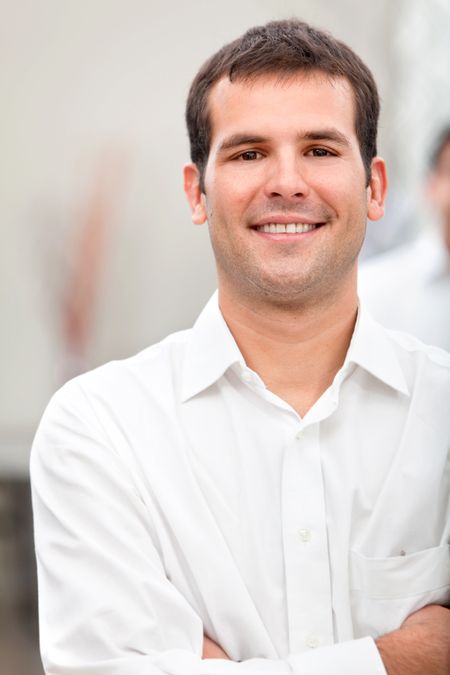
1, 0, 449, 672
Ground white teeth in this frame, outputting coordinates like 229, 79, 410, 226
256, 223, 319, 233
296, 223, 317, 233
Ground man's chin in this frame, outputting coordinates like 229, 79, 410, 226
240, 275, 321, 308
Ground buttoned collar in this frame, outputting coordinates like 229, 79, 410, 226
180, 292, 410, 402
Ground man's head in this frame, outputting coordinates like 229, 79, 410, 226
183, 20, 387, 309
427, 127, 450, 251
186, 19, 380, 189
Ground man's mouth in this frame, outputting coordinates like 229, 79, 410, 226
253, 222, 323, 234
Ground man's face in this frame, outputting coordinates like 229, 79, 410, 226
428, 140, 450, 251
184, 71, 386, 306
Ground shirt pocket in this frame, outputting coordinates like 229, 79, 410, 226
349, 545, 450, 638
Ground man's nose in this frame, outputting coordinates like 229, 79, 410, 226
263, 155, 310, 199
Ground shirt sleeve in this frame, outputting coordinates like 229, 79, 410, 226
30, 380, 387, 675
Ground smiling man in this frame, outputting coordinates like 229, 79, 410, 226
31, 20, 449, 675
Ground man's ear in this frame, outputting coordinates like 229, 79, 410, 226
183, 163, 207, 225
367, 157, 388, 221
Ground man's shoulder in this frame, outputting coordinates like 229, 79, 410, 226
31, 327, 198, 471
48, 327, 193, 414
386, 325, 450, 361
383, 325, 450, 390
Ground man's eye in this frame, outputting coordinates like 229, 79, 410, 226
239, 151, 261, 161
309, 148, 333, 157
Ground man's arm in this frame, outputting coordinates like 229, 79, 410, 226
205, 605, 450, 674
203, 636, 231, 660
376, 604, 450, 675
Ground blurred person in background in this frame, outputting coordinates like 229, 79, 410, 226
359, 127, 450, 350
30, 20, 450, 675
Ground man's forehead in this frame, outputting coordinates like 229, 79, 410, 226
206, 70, 357, 137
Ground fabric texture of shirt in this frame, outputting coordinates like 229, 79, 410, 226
359, 231, 450, 351
31, 293, 450, 675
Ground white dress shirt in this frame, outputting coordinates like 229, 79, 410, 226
31, 294, 450, 675
359, 231, 450, 351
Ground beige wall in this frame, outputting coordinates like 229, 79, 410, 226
1, 0, 449, 473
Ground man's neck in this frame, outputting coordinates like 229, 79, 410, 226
219, 283, 358, 418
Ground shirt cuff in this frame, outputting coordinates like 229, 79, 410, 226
287, 637, 387, 675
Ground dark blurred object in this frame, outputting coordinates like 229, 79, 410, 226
0, 479, 44, 675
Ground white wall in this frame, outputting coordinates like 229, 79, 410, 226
1, 0, 449, 474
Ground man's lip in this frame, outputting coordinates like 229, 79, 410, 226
251, 215, 325, 227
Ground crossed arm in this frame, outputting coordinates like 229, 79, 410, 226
203, 604, 450, 674
375, 604, 450, 675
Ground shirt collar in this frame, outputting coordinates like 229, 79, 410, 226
181, 293, 410, 402
345, 301, 410, 396
180, 292, 243, 402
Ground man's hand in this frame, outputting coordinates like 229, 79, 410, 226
203, 635, 231, 660
376, 604, 450, 675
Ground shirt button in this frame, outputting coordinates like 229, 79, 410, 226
295, 430, 303, 440
241, 370, 252, 383
306, 634, 319, 648
298, 528, 311, 542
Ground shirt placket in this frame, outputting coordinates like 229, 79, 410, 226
281, 421, 334, 653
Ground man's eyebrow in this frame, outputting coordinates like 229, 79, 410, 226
300, 129, 351, 146
217, 134, 268, 153
217, 129, 352, 153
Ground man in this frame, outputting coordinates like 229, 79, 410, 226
359, 127, 450, 350
31, 19, 450, 675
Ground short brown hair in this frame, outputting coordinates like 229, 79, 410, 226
186, 19, 380, 187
